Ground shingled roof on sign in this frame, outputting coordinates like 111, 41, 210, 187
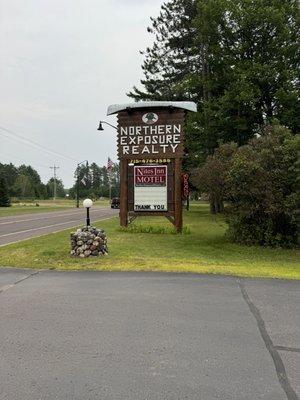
107, 101, 197, 115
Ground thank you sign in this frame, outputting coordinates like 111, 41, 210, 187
134, 166, 167, 211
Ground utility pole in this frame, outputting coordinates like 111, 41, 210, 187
50, 164, 59, 201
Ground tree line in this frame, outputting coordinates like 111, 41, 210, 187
0, 163, 65, 204
0, 161, 120, 206
130, 0, 299, 246
69, 162, 120, 200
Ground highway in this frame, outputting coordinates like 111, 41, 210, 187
0, 207, 118, 246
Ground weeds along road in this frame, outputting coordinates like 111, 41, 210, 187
0, 207, 118, 246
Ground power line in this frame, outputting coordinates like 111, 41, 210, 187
0, 150, 50, 169
0, 125, 78, 162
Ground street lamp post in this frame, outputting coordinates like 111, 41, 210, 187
83, 198, 93, 226
97, 121, 118, 131
76, 160, 88, 208
97, 121, 118, 204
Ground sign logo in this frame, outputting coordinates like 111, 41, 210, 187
142, 112, 158, 124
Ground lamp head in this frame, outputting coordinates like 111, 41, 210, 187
97, 121, 104, 131
83, 198, 93, 208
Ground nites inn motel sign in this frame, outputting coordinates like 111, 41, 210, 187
107, 101, 197, 232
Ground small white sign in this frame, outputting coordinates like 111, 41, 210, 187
134, 166, 167, 212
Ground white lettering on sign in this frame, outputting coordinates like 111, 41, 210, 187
120, 124, 181, 136
134, 166, 168, 212
119, 121, 183, 157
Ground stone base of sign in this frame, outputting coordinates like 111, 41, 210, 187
70, 226, 108, 258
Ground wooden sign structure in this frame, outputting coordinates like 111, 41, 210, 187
107, 101, 197, 232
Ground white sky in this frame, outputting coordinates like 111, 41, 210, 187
0, 0, 163, 187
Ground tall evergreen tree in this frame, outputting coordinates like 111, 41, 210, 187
0, 173, 11, 207
18, 165, 46, 198
90, 163, 103, 198
129, 0, 300, 168
0, 163, 18, 196
128, 0, 198, 101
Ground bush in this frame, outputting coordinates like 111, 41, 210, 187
226, 124, 299, 247
191, 142, 238, 213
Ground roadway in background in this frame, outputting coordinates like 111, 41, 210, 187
0, 207, 118, 246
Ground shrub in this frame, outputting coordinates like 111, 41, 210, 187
226, 124, 299, 247
191, 142, 238, 213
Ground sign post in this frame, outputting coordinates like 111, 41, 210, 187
107, 101, 197, 232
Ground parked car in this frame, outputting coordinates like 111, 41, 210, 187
111, 197, 120, 209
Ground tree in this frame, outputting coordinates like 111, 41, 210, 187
0, 173, 11, 207
192, 142, 237, 213
0, 163, 18, 196
193, 123, 299, 246
17, 165, 45, 198
109, 163, 120, 198
90, 163, 103, 198
128, 0, 198, 101
69, 161, 120, 200
130, 0, 300, 166
46, 178, 65, 198
13, 175, 35, 198
226, 124, 299, 247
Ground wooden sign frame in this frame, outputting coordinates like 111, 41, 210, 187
107, 102, 197, 233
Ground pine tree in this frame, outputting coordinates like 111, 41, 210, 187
128, 0, 198, 101
129, 0, 300, 167
0, 173, 11, 207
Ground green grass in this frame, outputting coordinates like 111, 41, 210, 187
0, 199, 110, 217
0, 203, 299, 279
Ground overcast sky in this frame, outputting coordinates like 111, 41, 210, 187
0, 0, 163, 187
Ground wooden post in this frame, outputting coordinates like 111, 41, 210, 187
174, 158, 182, 233
120, 159, 128, 227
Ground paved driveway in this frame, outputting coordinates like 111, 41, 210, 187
0, 269, 299, 400
0, 207, 118, 246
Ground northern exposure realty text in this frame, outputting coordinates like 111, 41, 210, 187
119, 124, 182, 155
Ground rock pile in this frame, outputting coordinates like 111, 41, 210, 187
70, 226, 108, 258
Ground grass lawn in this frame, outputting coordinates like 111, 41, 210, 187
0, 203, 299, 279
0, 199, 110, 217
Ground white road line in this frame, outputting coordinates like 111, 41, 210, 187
0, 216, 116, 247
0, 214, 114, 238
0, 208, 108, 225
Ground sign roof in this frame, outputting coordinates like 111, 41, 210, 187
107, 101, 197, 115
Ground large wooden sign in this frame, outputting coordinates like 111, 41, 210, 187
107, 102, 197, 232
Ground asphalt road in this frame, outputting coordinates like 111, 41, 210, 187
0, 269, 299, 400
0, 207, 118, 246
